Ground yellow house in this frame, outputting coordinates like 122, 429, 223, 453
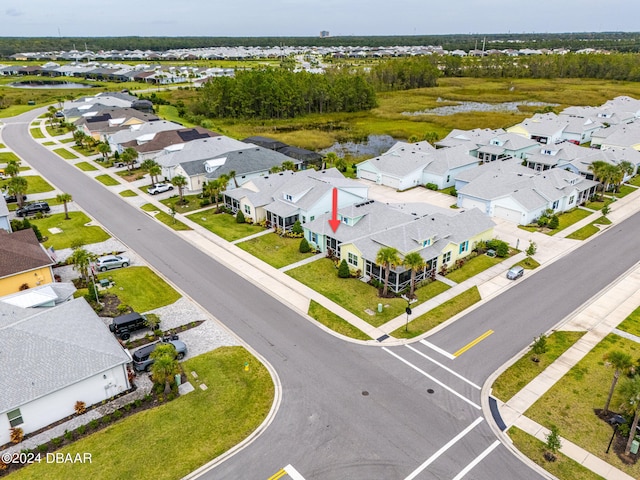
0, 229, 55, 296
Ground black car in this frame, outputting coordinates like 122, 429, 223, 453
108, 312, 149, 340
3, 193, 27, 204
15, 202, 50, 217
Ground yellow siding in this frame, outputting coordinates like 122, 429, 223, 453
339, 243, 364, 273
439, 227, 494, 266
505, 125, 529, 137
0, 267, 54, 296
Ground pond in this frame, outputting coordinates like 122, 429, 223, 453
403, 98, 558, 116
9, 81, 96, 89
320, 134, 397, 158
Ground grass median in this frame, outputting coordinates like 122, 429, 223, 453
31, 212, 110, 250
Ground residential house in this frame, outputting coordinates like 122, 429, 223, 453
0, 298, 132, 445
74, 107, 160, 141
357, 142, 479, 190
303, 201, 494, 293
474, 132, 540, 162
106, 122, 205, 157
435, 128, 505, 150
0, 229, 55, 296
507, 112, 603, 145
223, 168, 368, 230
592, 122, 640, 151
242, 136, 323, 169
455, 158, 598, 224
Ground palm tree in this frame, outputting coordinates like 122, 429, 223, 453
376, 246, 401, 297
282, 160, 296, 172
56, 193, 73, 220
97, 142, 111, 162
73, 130, 88, 148
150, 344, 180, 394
203, 178, 225, 212
603, 350, 633, 415
140, 159, 160, 185
68, 247, 95, 284
4, 159, 20, 177
324, 152, 338, 170
228, 170, 239, 188
122, 147, 139, 172
269, 165, 283, 174
7, 176, 28, 208
149, 164, 162, 186
620, 375, 640, 455
588, 160, 608, 199
402, 252, 425, 299
171, 175, 188, 203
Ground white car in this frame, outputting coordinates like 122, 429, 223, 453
95, 254, 130, 272
148, 183, 174, 195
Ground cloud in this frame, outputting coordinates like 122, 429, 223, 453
6, 8, 22, 17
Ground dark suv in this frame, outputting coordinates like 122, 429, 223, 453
16, 202, 50, 217
108, 312, 149, 340
132, 338, 187, 372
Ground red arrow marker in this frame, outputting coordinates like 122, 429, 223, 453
328, 187, 340, 233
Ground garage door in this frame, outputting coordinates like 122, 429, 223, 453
359, 170, 378, 182
381, 174, 400, 189
494, 205, 522, 223
460, 197, 487, 212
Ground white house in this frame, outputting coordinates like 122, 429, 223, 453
507, 112, 603, 145
0, 298, 132, 445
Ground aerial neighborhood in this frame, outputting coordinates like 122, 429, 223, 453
3, 73, 640, 478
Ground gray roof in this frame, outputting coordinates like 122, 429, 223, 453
155, 136, 249, 168
0, 298, 131, 413
436, 128, 505, 149
203, 146, 300, 180
107, 120, 184, 145
360, 145, 432, 177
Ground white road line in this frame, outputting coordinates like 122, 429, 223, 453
451, 440, 500, 480
404, 417, 484, 480
382, 347, 481, 410
405, 345, 480, 390
420, 339, 456, 360
284, 464, 306, 480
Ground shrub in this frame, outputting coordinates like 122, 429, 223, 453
101, 414, 111, 424
291, 220, 304, 235
235, 210, 245, 223
134, 399, 142, 408
425, 182, 438, 191
145, 313, 160, 330
88, 419, 99, 430
199, 198, 211, 207
76, 424, 86, 435
74, 400, 86, 415
448, 186, 457, 197
116, 303, 130, 314
51, 437, 63, 446
64, 430, 73, 441
526, 240, 537, 256
37, 443, 48, 453
113, 410, 123, 420
548, 215, 559, 229
338, 259, 351, 278
299, 237, 311, 253
9, 427, 24, 444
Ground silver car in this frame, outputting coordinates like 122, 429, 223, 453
148, 183, 174, 195
95, 254, 130, 272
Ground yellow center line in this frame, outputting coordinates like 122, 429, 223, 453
453, 330, 494, 357
267, 468, 287, 480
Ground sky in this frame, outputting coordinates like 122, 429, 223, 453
2, 0, 640, 38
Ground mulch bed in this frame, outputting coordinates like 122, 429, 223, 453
595, 408, 639, 466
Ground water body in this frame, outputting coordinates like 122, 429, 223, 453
320, 134, 397, 158
9, 81, 96, 89
403, 99, 558, 116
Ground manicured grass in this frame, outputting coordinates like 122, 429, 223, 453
31, 212, 110, 250
0, 151, 20, 162
141, 203, 158, 212
515, 256, 541, 270
391, 286, 481, 338
187, 210, 265, 242
115, 168, 145, 181
0, 143, 5, 148
8, 346, 274, 480
119, 189, 138, 197
491, 331, 585, 402
617, 305, 640, 338
445, 253, 504, 283
60, 137, 75, 143
160, 194, 210, 213
549, 208, 594, 235
236, 233, 314, 268
508, 427, 605, 480
75, 161, 99, 171
95, 174, 120, 186
525, 333, 640, 478
53, 147, 79, 159
611, 185, 636, 198
154, 211, 192, 231
585, 200, 606, 211
287, 258, 450, 327
96, 266, 180, 312
71, 145, 97, 157
42, 141, 56, 146
30, 127, 45, 139
0, 175, 54, 194
45, 125, 69, 137
308, 300, 371, 341
627, 176, 640, 187
566, 215, 612, 240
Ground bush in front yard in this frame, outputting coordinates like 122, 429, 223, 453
299, 237, 311, 253
236, 210, 245, 224
338, 259, 350, 278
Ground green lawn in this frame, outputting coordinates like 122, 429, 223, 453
154, 211, 192, 231
236, 233, 314, 268
515, 256, 541, 270
0, 175, 54, 194
75, 161, 99, 171
187, 210, 265, 242
491, 331, 585, 402
30, 127, 45, 139
96, 266, 180, 312
391, 286, 481, 339
585, 200, 606, 211
566, 216, 612, 240
627, 176, 640, 187
53, 147, 79, 160
308, 300, 371, 341
42, 141, 56, 146
8, 346, 274, 480
445, 253, 504, 283
71, 145, 97, 157
45, 125, 69, 137
160, 194, 210, 213
525, 333, 640, 478
119, 189, 138, 197
549, 208, 594, 235
610, 184, 636, 198
0, 151, 20, 162
60, 137, 75, 144
95, 174, 120, 186
140, 203, 158, 212
508, 427, 605, 480
616, 305, 640, 337
31, 212, 110, 250
287, 258, 450, 327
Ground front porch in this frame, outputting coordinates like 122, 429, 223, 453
364, 257, 438, 293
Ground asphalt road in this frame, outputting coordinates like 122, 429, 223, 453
5, 109, 638, 479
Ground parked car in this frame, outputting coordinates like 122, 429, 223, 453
114, 159, 139, 168
3, 191, 26, 203
109, 312, 149, 340
95, 254, 130, 272
148, 183, 174, 195
506, 265, 525, 280
132, 338, 187, 372
15, 201, 50, 217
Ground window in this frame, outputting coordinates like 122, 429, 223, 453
342, 217, 348, 224
446, 175, 450, 183
459, 241, 469, 254
442, 251, 451, 264
311, 233, 318, 244
302, 216, 306, 223
569, 195, 575, 205
244, 205, 251, 215
285, 194, 293, 201
552, 200, 559, 209
348, 252, 358, 266
310, 216, 315, 221
7, 408, 23, 427
422, 239, 431, 247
